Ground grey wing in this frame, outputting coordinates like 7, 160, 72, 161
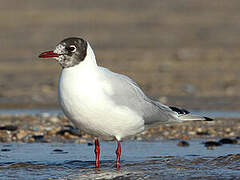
99, 67, 180, 125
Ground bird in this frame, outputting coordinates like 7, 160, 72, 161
39, 37, 212, 169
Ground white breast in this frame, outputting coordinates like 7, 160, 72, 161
58, 63, 144, 140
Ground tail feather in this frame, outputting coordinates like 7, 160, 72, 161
178, 114, 213, 121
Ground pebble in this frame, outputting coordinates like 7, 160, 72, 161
32, 135, 44, 142
225, 128, 231, 133
52, 149, 68, 154
163, 131, 169, 136
43, 127, 53, 131
31, 127, 40, 131
53, 149, 63, 152
47, 128, 60, 136
49, 116, 59, 123
189, 131, 196, 135
63, 132, 77, 139
228, 132, 235, 136
136, 136, 143, 141
177, 140, 190, 147
16, 130, 28, 140
0, 125, 18, 131
28, 137, 35, 143
204, 141, 222, 150
196, 131, 209, 136
1, 148, 11, 152
57, 125, 81, 137
219, 138, 238, 144
38, 113, 51, 118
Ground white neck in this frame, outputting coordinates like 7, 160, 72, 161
81, 42, 97, 67
62, 42, 98, 74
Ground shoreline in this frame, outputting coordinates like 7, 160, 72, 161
0, 114, 239, 143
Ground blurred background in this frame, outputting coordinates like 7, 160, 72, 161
0, 0, 240, 110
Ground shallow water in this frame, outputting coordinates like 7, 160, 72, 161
0, 140, 239, 180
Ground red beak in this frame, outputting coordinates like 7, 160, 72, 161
38, 51, 61, 58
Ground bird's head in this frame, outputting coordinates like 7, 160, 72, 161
39, 37, 88, 68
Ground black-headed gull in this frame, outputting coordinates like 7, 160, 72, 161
39, 37, 212, 168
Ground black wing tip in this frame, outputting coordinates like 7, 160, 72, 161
204, 117, 214, 121
169, 106, 190, 115
169, 106, 214, 121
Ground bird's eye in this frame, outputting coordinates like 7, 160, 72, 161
66, 45, 77, 52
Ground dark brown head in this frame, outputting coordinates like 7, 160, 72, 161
39, 37, 88, 68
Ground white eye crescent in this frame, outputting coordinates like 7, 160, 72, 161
69, 45, 77, 52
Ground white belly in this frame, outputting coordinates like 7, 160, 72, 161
58, 68, 144, 140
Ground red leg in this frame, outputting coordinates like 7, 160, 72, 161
116, 140, 121, 169
95, 139, 100, 168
